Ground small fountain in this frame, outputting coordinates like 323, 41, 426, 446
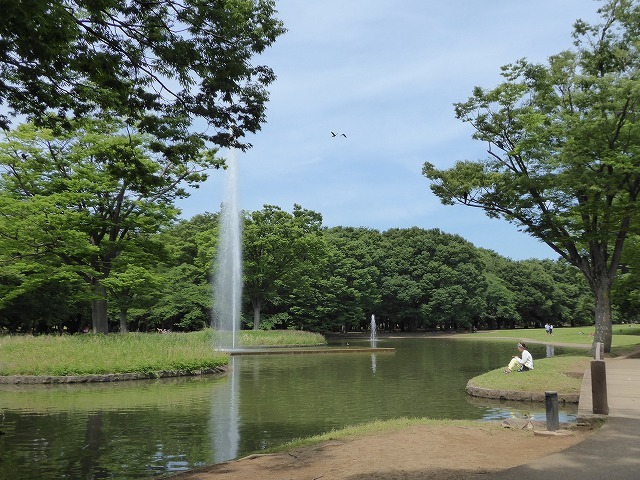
212, 150, 243, 351
370, 314, 377, 348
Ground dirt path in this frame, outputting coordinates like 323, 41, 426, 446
168, 423, 595, 480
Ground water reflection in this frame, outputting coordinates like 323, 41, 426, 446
466, 395, 577, 423
0, 338, 580, 479
210, 356, 240, 463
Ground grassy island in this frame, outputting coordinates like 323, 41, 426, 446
467, 355, 589, 396
0, 329, 326, 377
460, 325, 640, 399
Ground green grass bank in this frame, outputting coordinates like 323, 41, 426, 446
260, 418, 500, 454
455, 324, 640, 355
467, 355, 589, 397
461, 325, 640, 399
0, 329, 326, 377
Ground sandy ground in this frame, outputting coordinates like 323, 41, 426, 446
167, 422, 595, 480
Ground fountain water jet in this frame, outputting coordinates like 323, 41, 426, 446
212, 150, 243, 350
370, 314, 377, 348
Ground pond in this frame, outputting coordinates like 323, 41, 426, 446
0, 337, 579, 479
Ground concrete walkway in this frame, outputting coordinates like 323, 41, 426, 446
489, 357, 640, 479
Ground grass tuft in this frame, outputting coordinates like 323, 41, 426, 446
261, 418, 503, 454
238, 329, 326, 347
0, 330, 325, 377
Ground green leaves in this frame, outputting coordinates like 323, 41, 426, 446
378, 228, 486, 331
0, 117, 222, 332
427, 1, 640, 262
242, 204, 327, 329
0, 0, 286, 150
425, 0, 640, 350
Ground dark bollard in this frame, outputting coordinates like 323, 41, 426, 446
545, 391, 559, 431
591, 360, 609, 415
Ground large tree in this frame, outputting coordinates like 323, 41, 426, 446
611, 234, 640, 322
0, 0, 285, 150
478, 251, 520, 330
319, 227, 382, 332
284, 227, 382, 333
242, 204, 325, 330
424, 0, 640, 352
145, 213, 220, 331
0, 117, 221, 332
379, 228, 486, 332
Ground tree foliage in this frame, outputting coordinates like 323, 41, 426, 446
0, 117, 220, 332
424, 0, 640, 351
0, 203, 603, 334
300, 227, 382, 332
242, 204, 325, 330
0, 0, 286, 150
378, 228, 486, 332
612, 234, 640, 322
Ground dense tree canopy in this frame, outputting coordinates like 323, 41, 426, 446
424, 0, 640, 352
612, 234, 640, 322
0, 117, 220, 332
242, 204, 325, 330
0, 201, 607, 334
378, 228, 486, 332
0, 0, 286, 150
301, 227, 382, 332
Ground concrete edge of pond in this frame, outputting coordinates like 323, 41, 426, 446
465, 382, 579, 404
228, 347, 396, 356
0, 366, 228, 385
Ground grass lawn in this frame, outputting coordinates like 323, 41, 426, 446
0, 329, 326, 377
460, 325, 640, 394
457, 324, 640, 353
468, 355, 590, 394
238, 329, 326, 347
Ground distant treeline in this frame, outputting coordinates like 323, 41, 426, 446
3, 204, 637, 335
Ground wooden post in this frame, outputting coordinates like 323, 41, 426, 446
545, 391, 559, 431
591, 360, 609, 415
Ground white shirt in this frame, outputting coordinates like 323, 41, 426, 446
518, 349, 534, 369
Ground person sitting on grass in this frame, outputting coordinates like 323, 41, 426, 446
504, 342, 534, 374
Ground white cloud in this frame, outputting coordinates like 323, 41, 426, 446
179, 0, 601, 260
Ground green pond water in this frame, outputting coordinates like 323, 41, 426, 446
0, 337, 579, 479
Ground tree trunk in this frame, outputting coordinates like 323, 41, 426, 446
252, 298, 261, 331
592, 282, 613, 354
91, 281, 109, 334
407, 318, 417, 332
119, 307, 128, 333
81, 413, 104, 477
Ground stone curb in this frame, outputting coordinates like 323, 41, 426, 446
466, 382, 579, 403
532, 429, 575, 437
0, 366, 227, 384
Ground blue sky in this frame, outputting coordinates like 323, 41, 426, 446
177, 0, 602, 261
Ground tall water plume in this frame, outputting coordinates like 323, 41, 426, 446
212, 150, 243, 350
370, 314, 377, 347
